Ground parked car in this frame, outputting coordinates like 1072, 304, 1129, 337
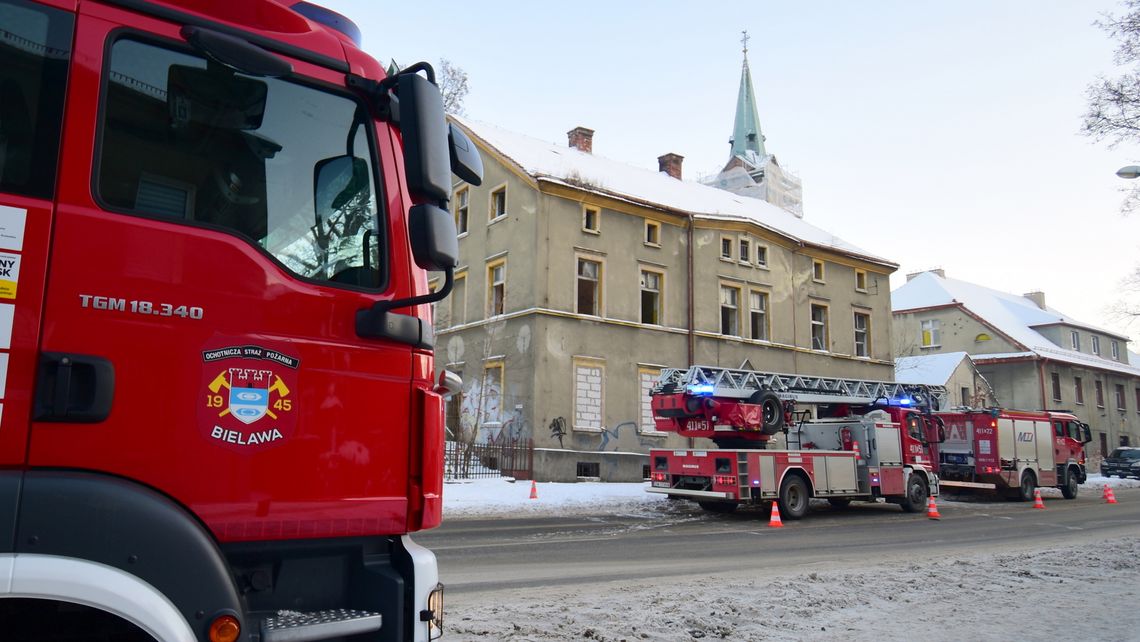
1101, 447, 1140, 478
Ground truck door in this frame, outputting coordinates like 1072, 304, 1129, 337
0, 1, 73, 466
31, 10, 418, 538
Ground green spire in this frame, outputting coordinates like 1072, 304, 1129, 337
729, 30, 767, 160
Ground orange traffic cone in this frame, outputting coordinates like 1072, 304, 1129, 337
926, 496, 942, 520
529, 480, 538, 500
1106, 486, 1118, 505
1032, 488, 1045, 509
768, 502, 784, 528
1102, 484, 1110, 501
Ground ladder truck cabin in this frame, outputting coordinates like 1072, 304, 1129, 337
649, 366, 948, 519
936, 409, 1092, 501
0, 1, 482, 640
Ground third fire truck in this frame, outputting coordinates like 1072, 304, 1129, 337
648, 366, 948, 519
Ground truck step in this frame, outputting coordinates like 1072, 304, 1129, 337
260, 609, 382, 642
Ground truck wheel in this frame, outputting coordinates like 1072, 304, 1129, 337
1017, 471, 1037, 502
1061, 471, 1079, 500
697, 501, 738, 514
778, 475, 810, 520
899, 474, 928, 513
750, 391, 784, 435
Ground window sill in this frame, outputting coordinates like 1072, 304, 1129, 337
644, 242, 661, 248
637, 430, 669, 438
573, 426, 603, 433
719, 256, 734, 263
582, 228, 600, 235
488, 215, 507, 226
756, 264, 769, 270
855, 288, 868, 294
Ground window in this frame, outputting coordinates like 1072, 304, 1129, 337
1112, 340, 1121, 361
582, 206, 599, 233
640, 269, 662, 325
749, 291, 769, 341
1070, 330, 1080, 350
755, 245, 768, 268
853, 312, 870, 357
1095, 380, 1105, 408
455, 187, 469, 235
811, 304, 829, 351
855, 269, 868, 292
720, 285, 740, 336
739, 238, 751, 263
487, 260, 505, 316
1116, 384, 1126, 410
481, 362, 503, 427
451, 272, 467, 326
812, 259, 825, 283
1075, 377, 1084, 405
720, 237, 733, 259
573, 358, 604, 431
921, 319, 941, 348
490, 185, 507, 221
1135, 388, 1140, 413
961, 387, 971, 406
644, 220, 660, 246
638, 367, 664, 434
576, 258, 601, 316
0, 0, 72, 199
1050, 373, 1061, 402
99, 38, 385, 287
1091, 336, 1101, 356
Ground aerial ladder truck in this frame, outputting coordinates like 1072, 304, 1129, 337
648, 366, 948, 519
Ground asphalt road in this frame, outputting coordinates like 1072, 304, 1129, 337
418, 486, 1140, 595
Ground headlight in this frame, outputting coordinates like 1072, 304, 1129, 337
421, 583, 444, 640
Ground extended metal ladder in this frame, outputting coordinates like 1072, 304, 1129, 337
652, 365, 948, 410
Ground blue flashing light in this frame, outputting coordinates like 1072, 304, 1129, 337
688, 384, 716, 396
895, 397, 913, 406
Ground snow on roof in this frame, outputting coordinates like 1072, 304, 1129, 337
894, 352, 969, 385
451, 116, 894, 267
893, 272, 1140, 377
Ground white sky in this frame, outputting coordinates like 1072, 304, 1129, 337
332, 1, 1140, 340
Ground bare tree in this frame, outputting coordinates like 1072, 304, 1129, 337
438, 58, 469, 116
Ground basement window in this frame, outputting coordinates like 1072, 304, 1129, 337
576, 462, 600, 480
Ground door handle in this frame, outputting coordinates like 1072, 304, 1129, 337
34, 352, 115, 422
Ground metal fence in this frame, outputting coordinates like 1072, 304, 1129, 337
444, 438, 534, 481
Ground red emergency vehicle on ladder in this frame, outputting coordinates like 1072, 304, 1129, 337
649, 366, 949, 519
0, 1, 480, 640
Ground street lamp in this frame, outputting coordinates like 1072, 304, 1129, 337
1117, 165, 1140, 179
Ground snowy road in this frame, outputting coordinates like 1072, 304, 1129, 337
424, 479, 1140, 640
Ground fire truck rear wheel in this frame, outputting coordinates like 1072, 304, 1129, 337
1017, 471, 1037, 502
778, 475, 810, 519
750, 391, 784, 435
899, 475, 928, 513
1061, 471, 1079, 499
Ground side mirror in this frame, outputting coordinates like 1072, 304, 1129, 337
938, 426, 947, 444
396, 73, 451, 202
1081, 424, 1093, 444
408, 204, 458, 271
314, 156, 371, 220
449, 123, 483, 186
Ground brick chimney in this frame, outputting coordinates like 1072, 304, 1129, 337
1023, 291, 1046, 310
567, 126, 594, 153
658, 153, 684, 180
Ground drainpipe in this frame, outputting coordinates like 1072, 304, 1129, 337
1037, 359, 1048, 411
687, 213, 695, 367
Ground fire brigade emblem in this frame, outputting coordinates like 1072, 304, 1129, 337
200, 344, 300, 450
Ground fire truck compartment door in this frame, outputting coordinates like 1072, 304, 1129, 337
1034, 421, 1055, 469
874, 426, 903, 465
757, 454, 777, 494
819, 456, 858, 493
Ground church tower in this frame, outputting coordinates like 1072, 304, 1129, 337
703, 31, 804, 217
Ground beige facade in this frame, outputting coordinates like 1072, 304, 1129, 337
437, 120, 898, 479
893, 274, 1140, 464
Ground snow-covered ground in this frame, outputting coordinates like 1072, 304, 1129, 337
442, 473, 1140, 519
441, 475, 1140, 641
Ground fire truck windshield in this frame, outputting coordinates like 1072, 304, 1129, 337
97, 37, 384, 288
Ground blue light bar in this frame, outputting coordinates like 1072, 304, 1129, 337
895, 397, 913, 406
688, 384, 716, 396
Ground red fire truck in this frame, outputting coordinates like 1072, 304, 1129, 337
0, 1, 480, 640
649, 366, 947, 519
937, 409, 1092, 500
